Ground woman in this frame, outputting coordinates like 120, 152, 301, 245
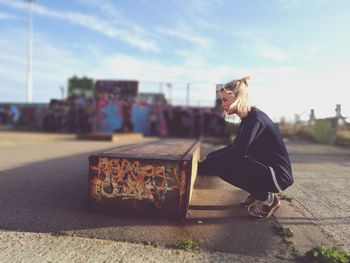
198, 76, 293, 220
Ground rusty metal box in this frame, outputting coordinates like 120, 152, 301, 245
88, 139, 200, 219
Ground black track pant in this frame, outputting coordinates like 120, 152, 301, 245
198, 147, 279, 201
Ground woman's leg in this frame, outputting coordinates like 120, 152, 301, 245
217, 157, 279, 201
198, 146, 232, 175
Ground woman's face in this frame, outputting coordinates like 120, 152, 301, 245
219, 91, 236, 115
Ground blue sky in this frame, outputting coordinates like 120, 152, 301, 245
0, 0, 349, 121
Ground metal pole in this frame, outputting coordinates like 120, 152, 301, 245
25, 0, 35, 103
166, 83, 172, 105
60, 86, 65, 100
159, 82, 163, 94
186, 82, 190, 107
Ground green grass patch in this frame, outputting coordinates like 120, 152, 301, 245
279, 193, 293, 202
175, 238, 203, 252
51, 231, 71, 237
273, 223, 294, 238
300, 245, 350, 263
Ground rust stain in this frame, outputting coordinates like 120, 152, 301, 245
179, 169, 186, 197
90, 176, 102, 200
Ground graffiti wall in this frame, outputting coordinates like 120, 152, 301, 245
94, 99, 142, 133
314, 118, 337, 144
1, 100, 231, 139
131, 103, 151, 135
0, 103, 47, 130
94, 98, 124, 132
89, 157, 185, 207
95, 80, 138, 102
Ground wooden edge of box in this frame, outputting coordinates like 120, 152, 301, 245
179, 140, 201, 219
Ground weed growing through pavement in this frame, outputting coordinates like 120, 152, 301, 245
51, 231, 72, 237
299, 245, 350, 263
273, 223, 294, 238
175, 238, 203, 252
279, 194, 293, 202
272, 222, 298, 259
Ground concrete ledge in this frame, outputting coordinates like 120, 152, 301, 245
88, 139, 200, 219
0, 131, 76, 141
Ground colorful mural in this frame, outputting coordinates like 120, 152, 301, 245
131, 103, 151, 135
314, 118, 337, 144
95, 98, 124, 132
89, 157, 185, 205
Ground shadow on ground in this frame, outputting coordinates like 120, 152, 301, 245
0, 146, 290, 257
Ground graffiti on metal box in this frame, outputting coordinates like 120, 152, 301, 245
90, 157, 185, 202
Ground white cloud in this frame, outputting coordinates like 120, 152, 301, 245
157, 26, 211, 49
0, 0, 160, 52
0, 0, 25, 9
257, 46, 290, 61
0, 27, 225, 105
276, 0, 332, 9
186, 0, 223, 15
246, 39, 290, 61
308, 45, 323, 53
229, 27, 290, 61
60, 11, 160, 52
0, 12, 19, 20
247, 62, 350, 120
0, 21, 348, 119
75, 0, 153, 38
300, 45, 324, 61
0, 50, 26, 66
294, 63, 350, 117
173, 49, 208, 68
276, 0, 303, 9
76, 0, 122, 17
0, 27, 93, 101
0, 27, 322, 116
232, 29, 325, 63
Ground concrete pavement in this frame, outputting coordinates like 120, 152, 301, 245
280, 140, 350, 252
0, 132, 348, 262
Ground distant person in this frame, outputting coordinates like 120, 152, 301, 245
198, 76, 293, 220
9, 105, 20, 126
149, 109, 158, 136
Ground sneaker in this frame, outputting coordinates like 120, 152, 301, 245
248, 195, 281, 220
240, 194, 256, 208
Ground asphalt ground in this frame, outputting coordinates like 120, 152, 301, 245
0, 131, 348, 262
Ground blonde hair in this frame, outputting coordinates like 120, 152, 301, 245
217, 76, 251, 117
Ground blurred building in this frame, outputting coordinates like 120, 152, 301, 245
95, 80, 138, 101
137, 93, 167, 105
68, 76, 94, 98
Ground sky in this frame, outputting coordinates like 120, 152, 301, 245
0, 0, 349, 122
